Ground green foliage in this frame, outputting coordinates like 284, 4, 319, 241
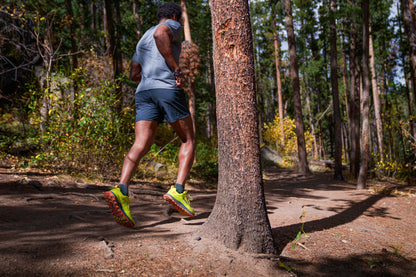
23, 68, 134, 176
192, 137, 218, 180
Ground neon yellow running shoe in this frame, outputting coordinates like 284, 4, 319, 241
104, 185, 135, 228
163, 186, 195, 217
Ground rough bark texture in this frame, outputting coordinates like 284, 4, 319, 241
357, 0, 370, 189
200, 0, 276, 254
180, 0, 198, 137
180, 41, 200, 136
284, 0, 310, 174
329, 0, 343, 180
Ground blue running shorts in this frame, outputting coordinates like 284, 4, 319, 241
135, 89, 190, 123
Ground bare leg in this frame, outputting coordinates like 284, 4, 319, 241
169, 116, 196, 186
119, 120, 158, 186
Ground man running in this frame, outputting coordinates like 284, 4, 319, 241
104, 2, 196, 228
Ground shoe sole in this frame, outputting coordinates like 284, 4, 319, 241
104, 191, 135, 228
163, 194, 195, 217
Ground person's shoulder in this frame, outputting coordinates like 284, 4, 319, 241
162, 19, 181, 29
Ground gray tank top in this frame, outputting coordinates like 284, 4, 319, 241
132, 19, 182, 93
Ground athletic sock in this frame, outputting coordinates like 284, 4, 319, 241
118, 183, 129, 196
175, 183, 184, 194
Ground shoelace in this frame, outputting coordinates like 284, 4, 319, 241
183, 191, 192, 203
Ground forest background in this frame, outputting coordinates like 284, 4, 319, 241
1, 0, 415, 186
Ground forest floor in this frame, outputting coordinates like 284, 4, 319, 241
0, 160, 415, 276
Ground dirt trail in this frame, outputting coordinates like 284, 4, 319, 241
0, 166, 415, 276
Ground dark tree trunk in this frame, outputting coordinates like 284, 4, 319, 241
200, 0, 276, 254
329, 0, 343, 180
357, 0, 370, 189
402, 0, 416, 144
284, 0, 310, 174
348, 0, 361, 180
104, 0, 123, 111
65, 0, 78, 70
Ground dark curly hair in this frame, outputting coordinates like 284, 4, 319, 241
157, 2, 182, 21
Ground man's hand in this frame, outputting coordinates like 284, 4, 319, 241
173, 70, 186, 87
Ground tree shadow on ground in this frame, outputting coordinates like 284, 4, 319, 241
279, 251, 415, 277
272, 190, 392, 255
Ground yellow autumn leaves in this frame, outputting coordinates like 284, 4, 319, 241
263, 112, 314, 157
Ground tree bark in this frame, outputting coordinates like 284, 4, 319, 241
272, 19, 285, 151
357, 0, 370, 189
65, 0, 78, 70
200, 0, 276, 254
348, 0, 361, 180
132, 2, 142, 39
402, 0, 416, 96
329, 0, 343, 180
181, 0, 192, 42
369, 23, 384, 161
402, 0, 416, 144
180, 0, 198, 138
284, 0, 310, 174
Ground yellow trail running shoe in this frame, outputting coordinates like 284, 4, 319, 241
163, 186, 195, 217
104, 185, 135, 228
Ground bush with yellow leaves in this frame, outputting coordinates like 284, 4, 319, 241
263, 113, 314, 157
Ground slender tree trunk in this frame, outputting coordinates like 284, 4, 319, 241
200, 0, 276, 254
329, 0, 343, 180
114, 0, 123, 111
369, 24, 384, 161
341, 24, 350, 163
180, 0, 198, 137
103, 1, 110, 54
348, 1, 361, 179
284, 0, 310, 174
305, 88, 318, 160
66, 0, 78, 70
408, 0, 416, 131
272, 19, 285, 150
402, 0, 416, 95
89, 1, 96, 32
398, 0, 416, 151
357, 0, 370, 189
104, 0, 123, 111
65, 0, 79, 125
132, 2, 142, 39
181, 0, 192, 42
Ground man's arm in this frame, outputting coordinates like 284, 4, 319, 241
129, 61, 142, 82
153, 24, 184, 87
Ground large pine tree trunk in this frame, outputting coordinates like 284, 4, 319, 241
348, 0, 361, 179
284, 0, 310, 174
200, 0, 276, 254
357, 0, 371, 189
369, 24, 384, 161
329, 0, 343, 180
